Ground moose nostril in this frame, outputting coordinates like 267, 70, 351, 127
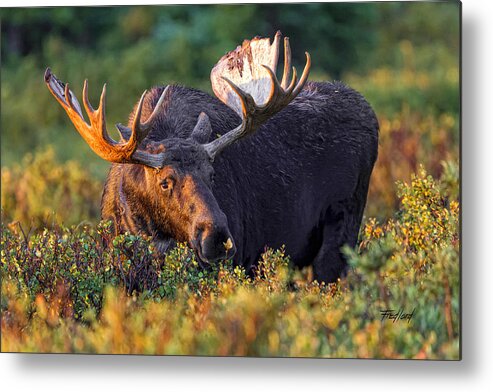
195, 226, 204, 241
194, 222, 208, 241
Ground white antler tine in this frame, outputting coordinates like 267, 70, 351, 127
142, 85, 169, 127
280, 37, 292, 90
292, 52, 311, 96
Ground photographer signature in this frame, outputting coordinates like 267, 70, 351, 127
380, 308, 415, 323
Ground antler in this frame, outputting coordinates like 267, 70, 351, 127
44, 68, 168, 168
204, 31, 311, 160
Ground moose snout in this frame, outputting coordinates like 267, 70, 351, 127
193, 221, 236, 263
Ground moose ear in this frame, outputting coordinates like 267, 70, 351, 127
191, 112, 212, 143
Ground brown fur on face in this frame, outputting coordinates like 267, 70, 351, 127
104, 137, 236, 264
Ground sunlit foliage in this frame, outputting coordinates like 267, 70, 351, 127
1, 147, 101, 228
1, 165, 459, 358
0, 3, 459, 359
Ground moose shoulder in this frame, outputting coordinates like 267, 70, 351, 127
45, 32, 378, 282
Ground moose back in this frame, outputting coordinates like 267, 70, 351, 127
45, 32, 378, 282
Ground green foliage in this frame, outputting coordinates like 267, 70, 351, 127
1, 3, 459, 175
1, 163, 459, 358
1, 147, 101, 228
365, 107, 459, 218
0, 3, 460, 358
395, 165, 459, 252
345, 41, 459, 118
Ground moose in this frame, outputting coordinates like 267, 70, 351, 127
44, 32, 378, 282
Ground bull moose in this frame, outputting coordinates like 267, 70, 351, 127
44, 32, 378, 282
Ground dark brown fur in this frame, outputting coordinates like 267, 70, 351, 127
102, 81, 378, 282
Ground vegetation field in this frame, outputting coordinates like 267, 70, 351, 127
1, 3, 460, 358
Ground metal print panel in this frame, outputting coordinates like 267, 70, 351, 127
0, 2, 460, 359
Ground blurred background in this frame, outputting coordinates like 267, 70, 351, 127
0, 2, 460, 226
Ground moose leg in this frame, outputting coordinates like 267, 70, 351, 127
312, 198, 363, 283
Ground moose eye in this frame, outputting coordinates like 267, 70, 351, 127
160, 177, 175, 191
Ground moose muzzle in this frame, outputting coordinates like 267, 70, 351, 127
192, 219, 236, 264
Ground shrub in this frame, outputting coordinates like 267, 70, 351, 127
365, 110, 459, 218
1, 147, 102, 228
1, 162, 459, 358
343, 40, 459, 219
